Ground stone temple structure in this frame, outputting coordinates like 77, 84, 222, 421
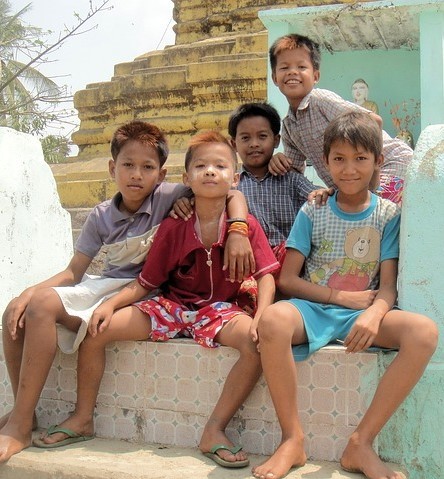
71, 0, 363, 164
52, 0, 389, 208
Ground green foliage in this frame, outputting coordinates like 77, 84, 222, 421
40, 134, 70, 164
0, 0, 111, 144
0, 0, 63, 135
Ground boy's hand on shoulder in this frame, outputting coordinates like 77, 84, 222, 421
307, 187, 335, 207
268, 152, 293, 176
223, 232, 256, 282
169, 196, 194, 220
89, 302, 115, 337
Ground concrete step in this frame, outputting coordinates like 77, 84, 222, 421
3, 435, 407, 479
113, 38, 237, 75
0, 337, 396, 463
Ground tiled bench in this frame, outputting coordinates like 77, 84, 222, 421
0, 336, 393, 462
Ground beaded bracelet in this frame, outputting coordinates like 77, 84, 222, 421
228, 221, 249, 236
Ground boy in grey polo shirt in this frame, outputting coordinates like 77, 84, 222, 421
0, 121, 253, 460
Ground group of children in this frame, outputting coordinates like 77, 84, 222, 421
0, 33, 438, 479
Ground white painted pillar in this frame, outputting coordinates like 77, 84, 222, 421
0, 128, 73, 316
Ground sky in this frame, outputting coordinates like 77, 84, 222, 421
9, 0, 176, 145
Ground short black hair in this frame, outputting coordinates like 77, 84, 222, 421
228, 102, 281, 138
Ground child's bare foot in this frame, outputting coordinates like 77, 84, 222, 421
34, 415, 94, 447
0, 411, 38, 431
0, 423, 32, 462
252, 437, 306, 479
341, 434, 404, 479
199, 426, 248, 466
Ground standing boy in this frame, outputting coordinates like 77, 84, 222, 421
268, 33, 412, 204
54, 130, 279, 468
253, 112, 437, 479
0, 121, 253, 462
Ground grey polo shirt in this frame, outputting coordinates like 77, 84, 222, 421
76, 182, 189, 278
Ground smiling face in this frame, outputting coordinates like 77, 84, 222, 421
232, 115, 280, 178
183, 142, 238, 199
325, 139, 383, 200
272, 47, 320, 109
109, 139, 166, 214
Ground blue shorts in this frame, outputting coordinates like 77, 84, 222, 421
284, 299, 362, 361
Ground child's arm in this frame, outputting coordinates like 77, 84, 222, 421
169, 196, 194, 220
307, 187, 335, 206
343, 259, 398, 353
268, 152, 293, 175
3, 251, 92, 340
250, 273, 276, 343
270, 122, 306, 176
88, 279, 151, 337
268, 152, 305, 176
278, 249, 377, 310
225, 189, 255, 282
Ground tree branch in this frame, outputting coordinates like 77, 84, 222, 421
0, 0, 112, 95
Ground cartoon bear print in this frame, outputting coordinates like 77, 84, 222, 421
310, 226, 381, 291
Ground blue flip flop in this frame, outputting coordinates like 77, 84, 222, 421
203, 444, 250, 468
33, 424, 95, 449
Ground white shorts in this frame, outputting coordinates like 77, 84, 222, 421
53, 275, 134, 354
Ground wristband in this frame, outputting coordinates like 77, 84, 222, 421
226, 217, 248, 224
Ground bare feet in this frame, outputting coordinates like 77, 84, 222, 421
0, 422, 32, 462
199, 426, 248, 465
341, 434, 404, 479
35, 415, 94, 446
0, 411, 38, 431
252, 437, 306, 479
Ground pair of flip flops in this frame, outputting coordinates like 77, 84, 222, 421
33, 424, 95, 449
203, 444, 250, 468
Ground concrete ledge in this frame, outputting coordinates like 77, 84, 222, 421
0, 338, 395, 463
2, 435, 407, 479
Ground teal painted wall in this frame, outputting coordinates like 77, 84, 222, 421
319, 49, 421, 144
267, 45, 421, 146
380, 125, 444, 478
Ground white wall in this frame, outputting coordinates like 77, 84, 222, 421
0, 128, 73, 316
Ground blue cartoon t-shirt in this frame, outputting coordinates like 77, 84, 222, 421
286, 192, 400, 291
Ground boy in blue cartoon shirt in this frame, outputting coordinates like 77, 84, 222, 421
253, 111, 438, 479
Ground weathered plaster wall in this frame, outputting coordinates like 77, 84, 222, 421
0, 128, 73, 314
380, 125, 444, 479
172, 0, 336, 45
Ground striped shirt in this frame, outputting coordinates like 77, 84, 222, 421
237, 168, 318, 247
282, 88, 413, 187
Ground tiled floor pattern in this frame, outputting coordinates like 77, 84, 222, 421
0, 338, 382, 461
